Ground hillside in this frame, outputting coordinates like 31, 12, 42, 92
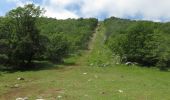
0, 19, 170, 100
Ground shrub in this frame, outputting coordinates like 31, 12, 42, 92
107, 21, 170, 70
45, 33, 69, 62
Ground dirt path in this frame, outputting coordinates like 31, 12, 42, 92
0, 22, 100, 100
88, 23, 100, 51
75, 22, 100, 66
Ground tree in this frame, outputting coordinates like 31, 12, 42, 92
45, 33, 69, 62
124, 22, 161, 66
4, 4, 44, 68
107, 22, 163, 66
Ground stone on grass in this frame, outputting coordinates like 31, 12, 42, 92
57, 95, 62, 98
16, 97, 28, 100
90, 63, 94, 66
125, 62, 133, 66
118, 90, 123, 93
36, 96, 44, 100
17, 77, 25, 80
23, 97, 28, 100
12, 84, 19, 88
16, 98, 23, 100
116, 62, 120, 65
83, 73, 87, 75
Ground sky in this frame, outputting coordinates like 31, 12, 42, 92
1, 0, 170, 22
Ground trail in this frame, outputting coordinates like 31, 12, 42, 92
75, 22, 100, 66
0, 23, 101, 100
88, 23, 100, 52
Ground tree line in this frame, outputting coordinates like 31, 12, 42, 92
0, 4, 98, 69
104, 17, 170, 70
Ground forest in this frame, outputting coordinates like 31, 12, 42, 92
0, 4, 170, 71
0, 4, 98, 69
104, 17, 170, 70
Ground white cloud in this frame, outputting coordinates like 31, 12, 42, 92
44, 6, 79, 19
42, 0, 79, 19
6, 0, 33, 7
5, 0, 170, 21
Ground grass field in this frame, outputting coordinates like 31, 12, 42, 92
0, 23, 170, 100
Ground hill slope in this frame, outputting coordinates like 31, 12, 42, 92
0, 21, 170, 100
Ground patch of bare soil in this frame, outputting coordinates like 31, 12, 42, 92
0, 85, 64, 100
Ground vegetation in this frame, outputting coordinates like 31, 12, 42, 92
104, 17, 170, 70
37, 17, 98, 51
0, 21, 169, 100
0, 3, 170, 100
0, 4, 98, 69
0, 4, 44, 68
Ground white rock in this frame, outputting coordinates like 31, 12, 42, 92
17, 77, 24, 80
90, 63, 94, 66
16, 98, 23, 100
118, 90, 123, 93
116, 62, 120, 65
125, 62, 133, 66
14, 84, 19, 88
83, 73, 87, 75
57, 95, 62, 98
16, 97, 28, 100
23, 97, 28, 100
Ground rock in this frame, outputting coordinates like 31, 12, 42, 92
16, 97, 28, 100
23, 97, 28, 100
15, 84, 19, 87
133, 62, 138, 65
16, 98, 23, 100
125, 62, 133, 66
116, 62, 120, 65
118, 90, 123, 93
36, 96, 44, 100
83, 73, 87, 75
57, 95, 62, 98
90, 63, 94, 66
17, 77, 25, 80
12, 84, 19, 88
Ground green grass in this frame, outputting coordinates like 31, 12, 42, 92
0, 22, 170, 100
0, 64, 170, 100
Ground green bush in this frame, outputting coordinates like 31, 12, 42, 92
45, 33, 69, 62
106, 19, 170, 70
0, 54, 8, 64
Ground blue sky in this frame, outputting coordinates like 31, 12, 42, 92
1, 0, 170, 22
